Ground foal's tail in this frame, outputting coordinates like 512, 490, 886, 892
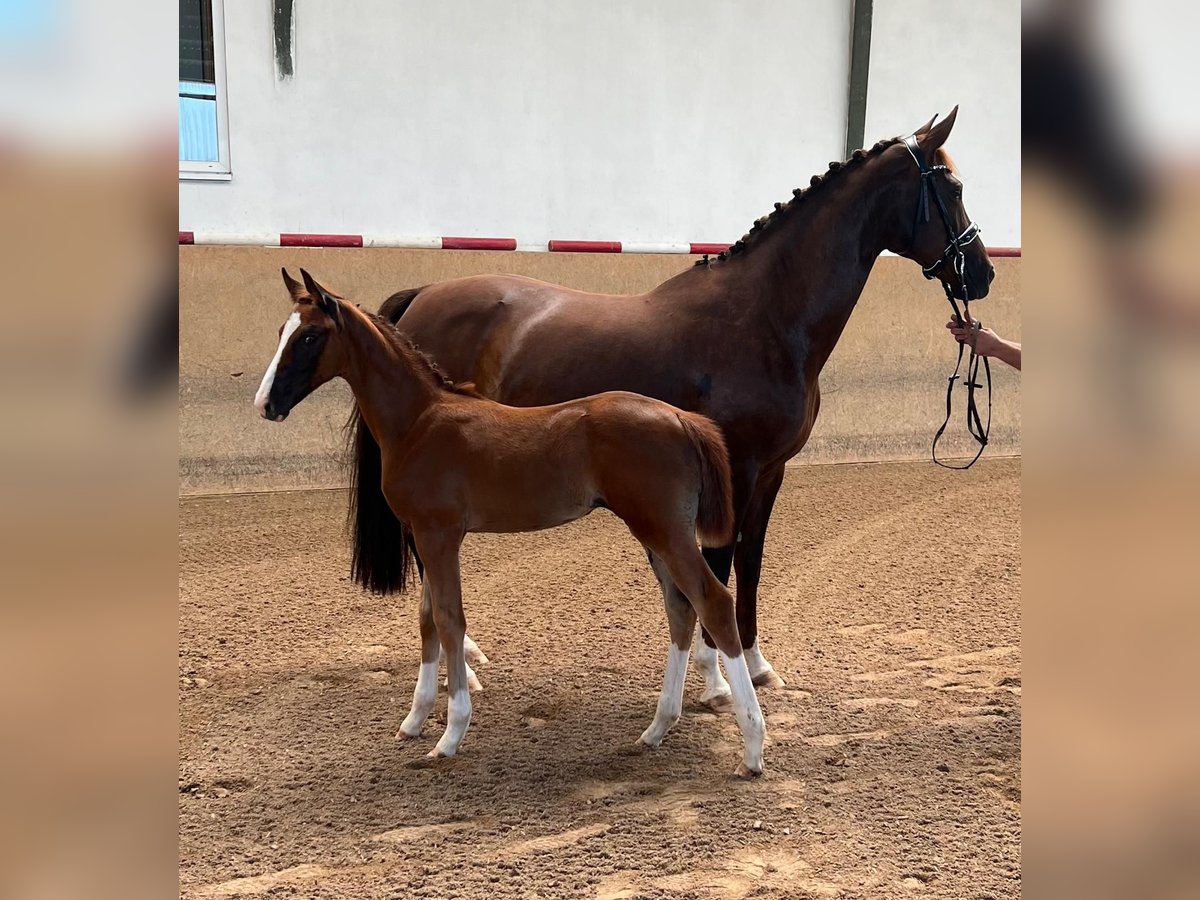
343, 285, 427, 595
678, 413, 735, 547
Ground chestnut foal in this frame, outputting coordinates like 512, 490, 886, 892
254, 269, 767, 777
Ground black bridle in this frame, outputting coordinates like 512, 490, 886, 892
902, 133, 991, 470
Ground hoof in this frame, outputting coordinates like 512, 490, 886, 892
425, 748, 447, 760
751, 669, 785, 690
734, 762, 764, 780
467, 672, 484, 693
637, 731, 663, 748
701, 691, 735, 714
396, 725, 422, 741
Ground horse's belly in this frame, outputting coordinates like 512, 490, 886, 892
466, 495, 594, 535
463, 463, 596, 534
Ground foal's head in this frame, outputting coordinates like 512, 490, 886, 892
254, 268, 348, 421
882, 107, 994, 301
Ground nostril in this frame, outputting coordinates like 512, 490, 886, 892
988, 267, 996, 284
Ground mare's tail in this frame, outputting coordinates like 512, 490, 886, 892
343, 285, 427, 594
677, 413, 735, 547
379, 286, 425, 325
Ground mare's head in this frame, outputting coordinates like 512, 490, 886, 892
881, 107, 994, 301
254, 268, 348, 421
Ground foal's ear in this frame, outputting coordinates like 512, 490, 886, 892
281, 267, 306, 301
920, 105, 959, 152
298, 268, 342, 328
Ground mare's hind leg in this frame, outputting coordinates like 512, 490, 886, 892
397, 580, 440, 739
651, 535, 766, 778
639, 552, 698, 747
413, 527, 473, 759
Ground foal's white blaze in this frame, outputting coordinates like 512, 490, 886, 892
693, 628, 733, 703
254, 312, 302, 418
398, 659, 438, 738
720, 650, 766, 775
640, 643, 691, 746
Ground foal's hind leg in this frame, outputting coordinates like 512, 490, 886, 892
440, 644, 484, 693
693, 545, 734, 712
648, 548, 732, 713
639, 552, 698, 747
653, 535, 766, 778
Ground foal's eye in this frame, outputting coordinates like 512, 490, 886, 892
303, 334, 317, 344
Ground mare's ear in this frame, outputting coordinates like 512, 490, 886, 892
299, 268, 342, 329
919, 105, 959, 153
913, 113, 938, 136
281, 267, 306, 302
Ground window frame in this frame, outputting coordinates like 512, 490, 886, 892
179, 0, 231, 181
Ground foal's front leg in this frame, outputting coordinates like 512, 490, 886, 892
414, 528, 473, 759
397, 580, 439, 739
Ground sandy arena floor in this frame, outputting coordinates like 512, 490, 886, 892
179, 458, 1020, 899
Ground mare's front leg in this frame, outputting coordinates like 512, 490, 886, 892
413, 527, 473, 759
734, 467, 786, 689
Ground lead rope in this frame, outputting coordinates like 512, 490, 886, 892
931, 251, 992, 470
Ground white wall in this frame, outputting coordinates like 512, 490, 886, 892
865, 0, 1022, 247
180, 0, 1021, 246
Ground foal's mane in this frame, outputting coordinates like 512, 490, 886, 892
694, 136, 902, 267
358, 307, 480, 397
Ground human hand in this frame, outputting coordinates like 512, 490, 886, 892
945, 314, 1021, 370
945, 315, 1003, 357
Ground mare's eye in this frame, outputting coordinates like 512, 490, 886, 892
303, 333, 317, 344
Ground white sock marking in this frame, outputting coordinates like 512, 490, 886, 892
254, 311, 301, 416
641, 643, 691, 746
744, 639, 777, 680
398, 659, 438, 737
720, 650, 766, 774
434, 687, 472, 757
693, 627, 732, 702
462, 633, 488, 665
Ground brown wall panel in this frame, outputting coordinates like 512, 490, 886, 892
180, 248, 1019, 494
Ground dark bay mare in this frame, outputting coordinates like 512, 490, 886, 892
358, 108, 994, 705
255, 268, 767, 776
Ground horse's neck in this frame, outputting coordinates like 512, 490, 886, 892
721, 168, 893, 376
341, 311, 440, 445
